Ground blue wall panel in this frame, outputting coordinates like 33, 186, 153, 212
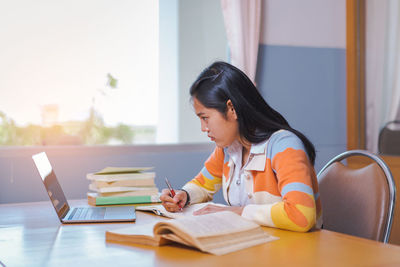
256, 44, 347, 172
0, 144, 227, 204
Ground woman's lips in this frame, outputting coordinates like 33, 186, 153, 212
208, 136, 215, 141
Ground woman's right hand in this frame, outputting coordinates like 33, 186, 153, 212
160, 189, 187, 212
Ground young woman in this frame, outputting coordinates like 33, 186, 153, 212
160, 61, 321, 232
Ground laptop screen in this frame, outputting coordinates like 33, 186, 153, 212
32, 152, 70, 219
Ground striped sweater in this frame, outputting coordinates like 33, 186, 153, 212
182, 130, 321, 232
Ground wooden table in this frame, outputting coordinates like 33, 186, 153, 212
1, 200, 400, 267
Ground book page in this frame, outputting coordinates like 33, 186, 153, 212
95, 178, 155, 187
95, 167, 154, 175
154, 211, 278, 255
160, 233, 193, 247
98, 190, 160, 198
106, 210, 278, 255
89, 183, 157, 193
198, 228, 278, 256
160, 211, 259, 237
136, 202, 226, 219
106, 221, 161, 246
87, 172, 156, 181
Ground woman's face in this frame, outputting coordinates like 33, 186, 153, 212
193, 97, 239, 148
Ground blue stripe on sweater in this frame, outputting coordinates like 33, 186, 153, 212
268, 131, 307, 160
201, 166, 216, 180
281, 182, 314, 197
223, 147, 229, 163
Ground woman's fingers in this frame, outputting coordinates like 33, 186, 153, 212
193, 204, 222, 215
193, 205, 243, 216
160, 189, 173, 202
160, 189, 187, 212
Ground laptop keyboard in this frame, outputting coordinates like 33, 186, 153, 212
68, 207, 106, 220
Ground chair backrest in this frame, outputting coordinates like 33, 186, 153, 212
317, 150, 396, 243
378, 120, 400, 155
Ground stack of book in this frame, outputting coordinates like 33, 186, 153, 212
87, 167, 160, 206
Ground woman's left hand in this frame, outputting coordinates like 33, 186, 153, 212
193, 204, 244, 216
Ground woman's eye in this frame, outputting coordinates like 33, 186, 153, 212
201, 117, 208, 121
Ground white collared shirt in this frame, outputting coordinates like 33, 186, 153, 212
226, 139, 268, 206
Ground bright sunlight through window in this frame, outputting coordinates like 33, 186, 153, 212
0, 0, 158, 146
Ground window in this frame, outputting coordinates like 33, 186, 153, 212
0, 0, 227, 146
0, 0, 158, 145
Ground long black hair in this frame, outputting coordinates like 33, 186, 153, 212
190, 61, 316, 165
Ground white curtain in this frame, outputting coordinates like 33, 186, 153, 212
366, 0, 400, 152
382, 1, 400, 122
220, 0, 261, 84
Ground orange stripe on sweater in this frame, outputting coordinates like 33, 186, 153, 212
253, 158, 280, 196
283, 203, 309, 228
272, 148, 314, 189
204, 147, 224, 179
284, 191, 315, 208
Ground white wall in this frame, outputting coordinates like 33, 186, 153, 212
158, 0, 227, 144
261, 0, 346, 48
178, 0, 228, 143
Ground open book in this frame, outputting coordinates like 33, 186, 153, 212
135, 202, 225, 219
106, 211, 278, 255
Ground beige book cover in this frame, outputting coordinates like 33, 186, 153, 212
95, 167, 154, 174
106, 211, 278, 255
86, 172, 156, 182
98, 188, 159, 197
93, 178, 155, 188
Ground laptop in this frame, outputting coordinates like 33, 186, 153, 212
32, 152, 136, 223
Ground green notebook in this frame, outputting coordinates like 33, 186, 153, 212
87, 192, 160, 206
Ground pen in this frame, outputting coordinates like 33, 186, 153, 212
165, 177, 183, 211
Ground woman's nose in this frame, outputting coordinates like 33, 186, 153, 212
201, 123, 209, 132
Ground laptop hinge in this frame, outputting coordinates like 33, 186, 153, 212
59, 203, 70, 220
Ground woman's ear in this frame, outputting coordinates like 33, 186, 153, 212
226, 100, 237, 120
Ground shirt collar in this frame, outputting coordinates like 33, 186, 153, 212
250, 138, 269, 155
226, 139, 268, 172
245, 139, 268, 171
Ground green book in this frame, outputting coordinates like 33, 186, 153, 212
87, 192, 160, 206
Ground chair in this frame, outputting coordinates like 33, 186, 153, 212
378, 120, 400, 155
317, 150, 396, 243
